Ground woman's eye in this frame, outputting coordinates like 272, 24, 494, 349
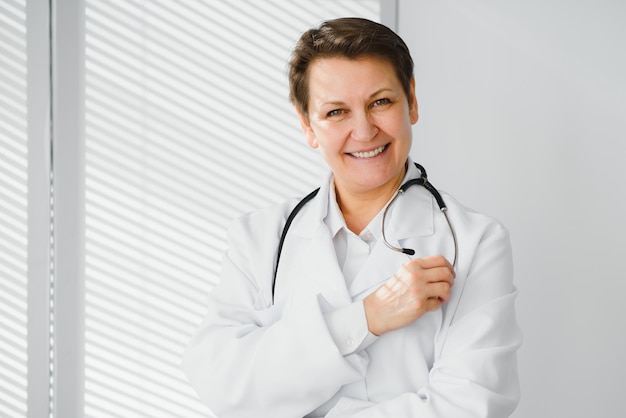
327, 109, 344, 117
373, 98, 391, 107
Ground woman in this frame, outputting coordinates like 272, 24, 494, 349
183, 18, 521, 418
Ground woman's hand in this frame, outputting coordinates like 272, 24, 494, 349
363, 255, 455, 336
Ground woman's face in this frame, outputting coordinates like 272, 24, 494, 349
297, 56, 418, 199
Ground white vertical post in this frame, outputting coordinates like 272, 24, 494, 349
26, 0, 52, 416
381, 0, 398, 31
50, 0, 85, 416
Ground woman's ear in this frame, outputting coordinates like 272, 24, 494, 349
409, 77, 419, 125
296, 106, 318, 149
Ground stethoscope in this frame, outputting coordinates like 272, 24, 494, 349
272, 162, 458, 303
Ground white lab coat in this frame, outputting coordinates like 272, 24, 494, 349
183, 163, 522, 418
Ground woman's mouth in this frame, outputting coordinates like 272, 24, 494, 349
349, 144, 388, 159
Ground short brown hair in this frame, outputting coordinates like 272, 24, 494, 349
289, 17, 414, 116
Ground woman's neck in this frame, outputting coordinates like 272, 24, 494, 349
335, 168, 406, 235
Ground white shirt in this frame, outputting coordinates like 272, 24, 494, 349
322, 180, 383, 355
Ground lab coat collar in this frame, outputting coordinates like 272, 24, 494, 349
386, 159, 435, 240
289, 170, 333, 238
325, 177, 346, 240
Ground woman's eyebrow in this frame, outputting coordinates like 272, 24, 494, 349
368, 88, 393, 98
318, 88, 395, 107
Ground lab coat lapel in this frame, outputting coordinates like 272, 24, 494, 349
296, 227, 352, 308
277, 174, 352, 309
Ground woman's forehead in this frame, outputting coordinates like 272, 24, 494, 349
306, 57, 401, 101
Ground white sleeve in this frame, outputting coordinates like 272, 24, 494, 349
324, 301, 378, 356
325, 224, 522, 418
182, 215, 369, 418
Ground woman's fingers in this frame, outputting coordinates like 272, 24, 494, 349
405, 254, 455, 278
364, 255, 455, 335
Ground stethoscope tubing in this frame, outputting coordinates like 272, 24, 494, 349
383, 163, 458, 267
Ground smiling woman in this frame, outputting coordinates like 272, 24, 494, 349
183, 17, 521, 418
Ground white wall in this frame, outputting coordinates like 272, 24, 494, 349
399, 1, 626, 417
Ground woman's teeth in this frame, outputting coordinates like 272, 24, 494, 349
350, 145, 386, 159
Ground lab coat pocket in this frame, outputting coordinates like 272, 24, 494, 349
253, 280, 321, 328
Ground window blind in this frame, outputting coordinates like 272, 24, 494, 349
0, 1, 28, 417
84, 1, 379, 416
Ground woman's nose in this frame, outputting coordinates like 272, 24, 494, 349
350, 112, 378, 142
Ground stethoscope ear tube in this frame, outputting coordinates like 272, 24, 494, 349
411, 162, 447, 212
424, 180, 458, 267
442, 207, 458, 267
419, 178, 458, 267
422, 180, 448, 212
272, 187, 319, 304
382, 188, 416, 256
